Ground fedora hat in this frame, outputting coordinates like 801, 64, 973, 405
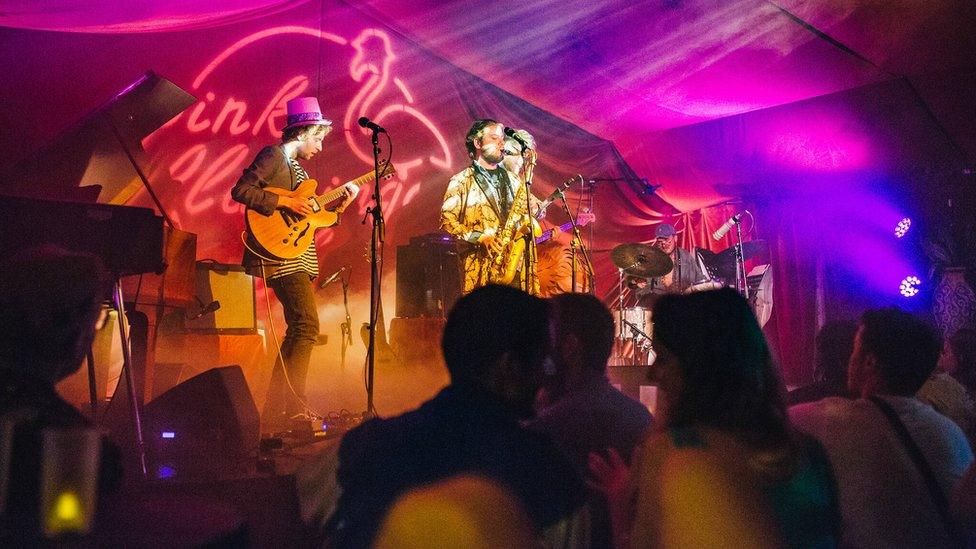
282, 97, 332, 132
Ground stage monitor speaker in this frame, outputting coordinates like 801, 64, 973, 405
185, 262, 256, 334
143, 365, 259, 479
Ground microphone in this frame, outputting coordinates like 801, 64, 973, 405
357, 116, 386, 134
503, 127, 530, 150
712, 212, 746, 241
187, 300, 220, 320
638, 178, 663, 195
319, 266, 348, 288
538, 175, 581, 210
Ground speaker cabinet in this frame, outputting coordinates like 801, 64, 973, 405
395, 233, 464, 318
185, 262, 256, 334
143, 366, 259, 479
389, 317, 447, 365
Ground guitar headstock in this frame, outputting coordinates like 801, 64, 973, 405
578, 210, 596, 226
379, 161, 397, 181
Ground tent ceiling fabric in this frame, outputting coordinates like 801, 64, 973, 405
2, 0, 972, 145
0, 0, 973, 383
0, 0, 307, 33
354, 0, 976, 143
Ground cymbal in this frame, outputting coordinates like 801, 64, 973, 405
611, 243, 673, 278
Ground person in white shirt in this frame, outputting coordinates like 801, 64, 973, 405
791, 307, 974, 548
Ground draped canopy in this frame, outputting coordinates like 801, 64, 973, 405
1, 0, 973, 382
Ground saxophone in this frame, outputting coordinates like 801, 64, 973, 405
489, 152, 540, 287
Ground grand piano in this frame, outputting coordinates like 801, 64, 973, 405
0, 71, 198, 409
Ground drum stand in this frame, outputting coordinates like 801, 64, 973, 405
611, 268, 643, 366
622, 319, 656, 365
617, 268, 626, 340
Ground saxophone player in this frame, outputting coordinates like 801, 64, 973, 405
441, 120, 546, 294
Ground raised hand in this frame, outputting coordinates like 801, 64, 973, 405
339, 183, 360, 211
589, 448, 635, 547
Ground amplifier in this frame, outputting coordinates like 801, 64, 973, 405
395, 233, 464, 318
185, 262, 256, 334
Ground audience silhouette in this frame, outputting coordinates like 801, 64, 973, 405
530, 292, 652, 547
326, 284, 583, 548
792, 306, 973, 547
594, 288, 840, 548
0, 245, 122, 540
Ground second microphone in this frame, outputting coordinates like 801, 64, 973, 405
319, 265, 349, 288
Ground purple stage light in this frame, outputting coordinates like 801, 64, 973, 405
161, 431, 175, 439
895, 217, 911, 238
899, 276, 920, 297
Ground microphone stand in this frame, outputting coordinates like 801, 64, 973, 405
111, 279, 148, 478
622, 318, 652, 346
339, 272, 352, 370
586, 177, 660, 195
555, 181, 595, 293
622, 319, 656, 365
734, 220, 749, 300
363, 128, 385, 418
608, 268, 628, 366
521, 150, 539, 294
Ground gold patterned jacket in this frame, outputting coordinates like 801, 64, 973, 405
440, 165, 542, 293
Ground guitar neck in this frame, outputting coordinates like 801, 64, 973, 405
535, 221, 575, 245
313, 169, 385, 209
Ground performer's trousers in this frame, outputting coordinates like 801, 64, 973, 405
264, 272, 319, 429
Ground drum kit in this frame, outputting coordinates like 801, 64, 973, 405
607, 239, 768, 365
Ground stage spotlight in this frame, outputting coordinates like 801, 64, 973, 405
899, 276, 921, 297
895, 217, 912, 238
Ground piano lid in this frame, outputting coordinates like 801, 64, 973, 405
0, 71, 195, 205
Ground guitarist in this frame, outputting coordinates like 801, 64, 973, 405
231, 96, 358, 431
440, 120, 548, 294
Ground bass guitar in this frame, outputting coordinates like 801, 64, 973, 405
245, 163, 396, 260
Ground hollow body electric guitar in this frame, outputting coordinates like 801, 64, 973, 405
245, 164, 396, 260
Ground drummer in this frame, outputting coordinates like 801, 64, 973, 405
629, 223, 713, 302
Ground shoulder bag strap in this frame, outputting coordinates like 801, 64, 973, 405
868, 395, 965, 548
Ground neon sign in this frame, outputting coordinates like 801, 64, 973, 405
145, 26, 454, 239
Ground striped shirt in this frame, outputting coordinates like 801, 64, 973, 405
268, 157, 319, 280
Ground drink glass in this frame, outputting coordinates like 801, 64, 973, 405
40, 428, 101, 538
